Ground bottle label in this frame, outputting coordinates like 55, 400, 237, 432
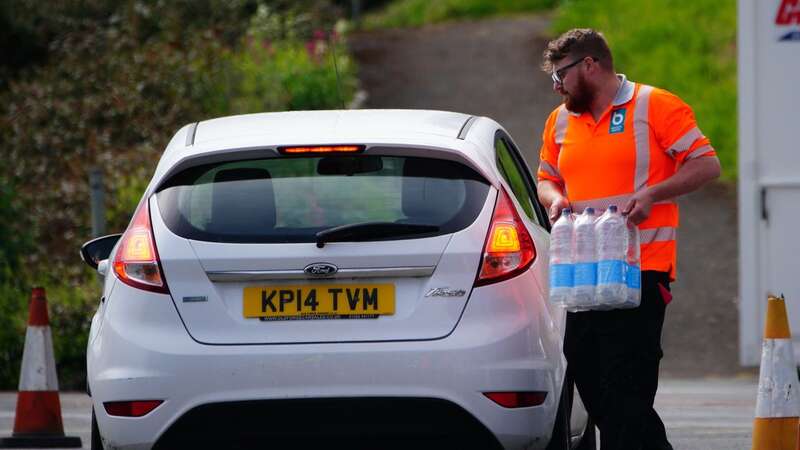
574, 262, 598, 286
550, 264, 574, 288
598, 260, 625, 284
626, 264, 641, 289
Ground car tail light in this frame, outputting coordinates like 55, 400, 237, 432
104, 400, 163, 417
112, 199, 169, 294
475, 188, 536, 287
278, 145, 364, 154
483, 391, 547, 408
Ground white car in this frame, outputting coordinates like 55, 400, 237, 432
80, 110, 594, 449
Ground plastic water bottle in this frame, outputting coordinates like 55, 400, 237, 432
549, 208, 574, 307
573, 208, 597, 309
595, 206, 627, 307
624, 219, 642, 308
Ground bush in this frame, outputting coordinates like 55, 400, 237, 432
552, 0, 737, 180
0, 0, 358, 389
226, 37, 357, 113
0, 183, 33, 387
47, 281, 101, 390
0, 281, 27, 388
364, 0, 556, 29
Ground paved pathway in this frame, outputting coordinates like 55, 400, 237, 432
656, 377, 757, 450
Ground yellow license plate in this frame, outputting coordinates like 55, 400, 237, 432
243, 284, 395, 320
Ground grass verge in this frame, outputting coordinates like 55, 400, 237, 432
365, 0, 737, 180
552, 0, 737, 180
364, 0, 556, 29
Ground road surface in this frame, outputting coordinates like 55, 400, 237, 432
0, 378, 757, 449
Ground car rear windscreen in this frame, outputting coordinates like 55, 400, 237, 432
155, 155, 491, 243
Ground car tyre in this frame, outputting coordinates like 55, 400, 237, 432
545, 381, 571, 450
91, 408, 103, 450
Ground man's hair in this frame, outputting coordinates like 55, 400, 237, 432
541, 28, 614, 73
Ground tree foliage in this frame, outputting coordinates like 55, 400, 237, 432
0, 0, 357, 389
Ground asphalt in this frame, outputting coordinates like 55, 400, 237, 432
0, 380, 758, 449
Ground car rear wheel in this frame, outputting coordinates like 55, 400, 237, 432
91, 408, 103, 450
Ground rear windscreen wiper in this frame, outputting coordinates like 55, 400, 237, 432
315, 222, 440, 248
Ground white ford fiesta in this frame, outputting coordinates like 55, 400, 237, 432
80, 109, 594, 450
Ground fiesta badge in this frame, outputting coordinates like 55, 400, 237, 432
304, 263, 339, 277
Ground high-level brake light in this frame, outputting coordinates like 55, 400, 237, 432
475, 187, 536, 287
278, 145, 365, 155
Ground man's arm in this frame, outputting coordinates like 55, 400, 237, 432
623, 156, 721, 224
538, 179, 571, 223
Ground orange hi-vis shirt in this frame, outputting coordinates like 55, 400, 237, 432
537, 75, 716, 280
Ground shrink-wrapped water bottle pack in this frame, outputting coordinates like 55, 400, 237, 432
548, 205, 641, 312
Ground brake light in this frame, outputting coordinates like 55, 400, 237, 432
279, 145, 364, 154
104, 400, 163, 417
483, 391, 547, 408
475, 188, 536, 287
112, 199, 169, 294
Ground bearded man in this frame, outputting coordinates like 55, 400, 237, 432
536, 28, 721, 450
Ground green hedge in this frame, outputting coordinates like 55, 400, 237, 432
0, 1, 357, 389
552, 0, 737, 180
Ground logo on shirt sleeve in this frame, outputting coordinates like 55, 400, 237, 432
609, 108, 627, 134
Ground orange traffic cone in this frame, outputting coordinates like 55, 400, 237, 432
0, 288, 81, 448
752, 294, 800, 450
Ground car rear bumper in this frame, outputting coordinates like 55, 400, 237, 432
88, 273, 566, 450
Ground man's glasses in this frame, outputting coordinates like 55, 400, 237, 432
551, 57, 597, 85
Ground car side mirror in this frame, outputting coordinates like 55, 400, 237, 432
80, 234, 122, 271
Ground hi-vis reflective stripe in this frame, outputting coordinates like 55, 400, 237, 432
539, 160, 562, 180
18, 326, 59, 391
756, 338, 800, 418
571, 194, 674, 213
685, 144, 714, 161
633, 85, 653, 191
668, 127, 704, 156
640, 227, 677, 244
554, 105, 569, 146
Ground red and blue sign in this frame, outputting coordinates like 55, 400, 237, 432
776, 0, 800, 41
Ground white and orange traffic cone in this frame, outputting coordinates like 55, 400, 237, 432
0, 287, 81, 448
752, 294, 800, 450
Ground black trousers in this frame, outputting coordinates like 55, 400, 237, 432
564, 271, 673, 450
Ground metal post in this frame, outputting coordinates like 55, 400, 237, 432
351, 0, 362, 27
89, 168, 106, 238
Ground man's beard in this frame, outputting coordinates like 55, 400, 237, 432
563, 72, 595, 114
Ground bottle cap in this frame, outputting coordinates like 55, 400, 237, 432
585, 207, 595, 214
608, 205, 617, 212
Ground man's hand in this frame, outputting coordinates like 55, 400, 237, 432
622, 156, 721, 225
548, 195, 571, 224
623, 190, 654, 225
537, 179, 571, 224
